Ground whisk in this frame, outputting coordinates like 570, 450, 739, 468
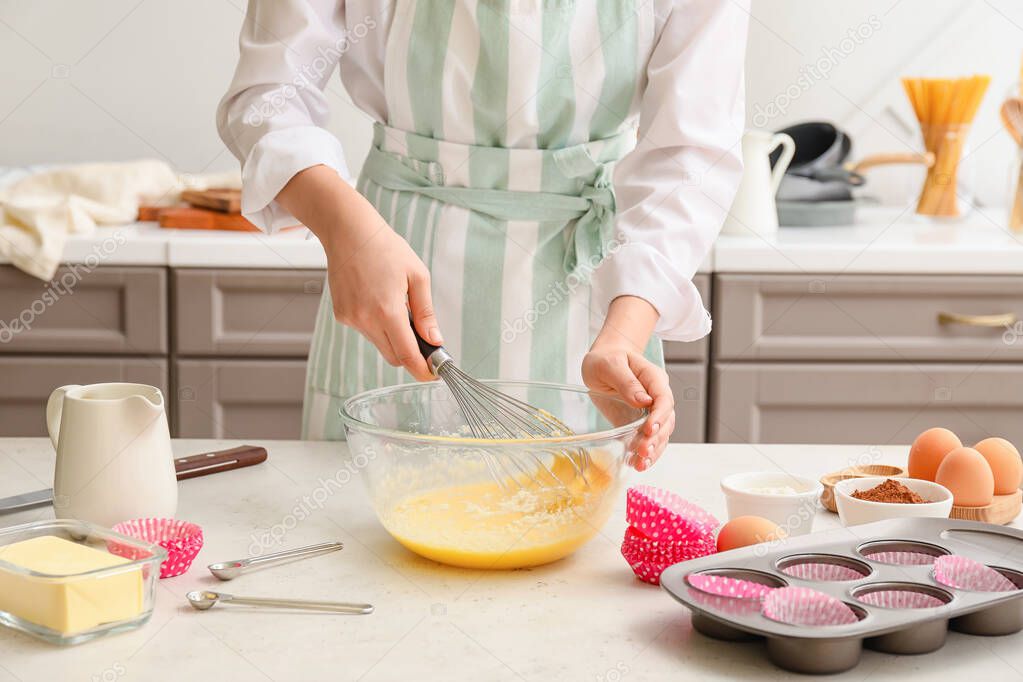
411, 321, 591, 492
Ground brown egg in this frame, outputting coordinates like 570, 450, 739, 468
935, 446, 995, 507
716, 516, 786, 552
908, 427, 962, 481
974, 438, 1023, 495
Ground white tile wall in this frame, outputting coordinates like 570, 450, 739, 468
0, 0, 1020, 209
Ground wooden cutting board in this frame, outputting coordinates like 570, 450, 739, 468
156, 207, 258, 232
180, 188, 241, 213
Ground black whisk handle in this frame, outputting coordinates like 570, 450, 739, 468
408, 312, 443, 361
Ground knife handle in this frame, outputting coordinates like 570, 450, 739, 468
174, 445, 267, 480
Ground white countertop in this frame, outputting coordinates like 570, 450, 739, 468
8, 206, 1023, 274
1, 438, 1021, 681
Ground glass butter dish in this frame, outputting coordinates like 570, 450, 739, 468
0, 519, 165, 645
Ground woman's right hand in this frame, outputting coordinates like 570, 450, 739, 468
276, 165, 442, 381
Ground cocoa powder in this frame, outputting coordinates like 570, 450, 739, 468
851, 479, 928, 504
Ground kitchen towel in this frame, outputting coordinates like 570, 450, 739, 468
0, 160, 240, 280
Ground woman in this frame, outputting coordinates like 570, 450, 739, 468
218, 0, 747, 469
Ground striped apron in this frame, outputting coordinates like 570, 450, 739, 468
303, 0, 662, 440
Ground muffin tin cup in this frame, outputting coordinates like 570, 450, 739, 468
951, 567, 1023, 636
661, 518, 1023, 675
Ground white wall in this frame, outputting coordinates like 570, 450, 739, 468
1, 0, 1020, 209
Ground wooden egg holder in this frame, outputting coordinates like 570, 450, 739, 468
819, 464, 1022, 525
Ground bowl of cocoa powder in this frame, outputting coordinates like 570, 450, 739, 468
834, 477, 953, 527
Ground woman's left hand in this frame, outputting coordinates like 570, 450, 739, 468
582, 344, 675, 471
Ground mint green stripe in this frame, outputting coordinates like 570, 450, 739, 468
537, 3, 577, 149
459, 0, 511, 379
529, 2, 580, 385
590, 0, 638, 137
406, 0, 456, 139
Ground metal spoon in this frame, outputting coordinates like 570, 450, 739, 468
207, 541, 343, 580
186, 590, 373, 615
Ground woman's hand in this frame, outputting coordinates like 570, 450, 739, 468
277, 165, 440, 381
582, 296, 674, 471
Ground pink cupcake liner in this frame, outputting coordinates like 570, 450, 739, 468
622, 530, 716, 586
856, 590, 946, 609
861, 551, 938, 566
933, 555, 1018, 592
626, 486, 719, 543
762, 587, 859, 626
780, 562, 866, 582
687, 573, 776, 600
111, 518, 204, 579
691, 589, 766, 617
628, 560, 665, 585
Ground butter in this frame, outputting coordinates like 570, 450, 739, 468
0, 536, 144, 635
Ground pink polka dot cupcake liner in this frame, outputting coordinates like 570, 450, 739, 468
112, 518, 204, 579
621, 486, 720, 585
855, 589, 947, 609
933, 555, 1018, 592
779, 562, 866, 582
861, 550, 938, 566
626, 485, 719, 542
762, 586, 860, 626
687, 573, 776, 600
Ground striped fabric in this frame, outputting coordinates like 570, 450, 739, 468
303, 0, 661, 440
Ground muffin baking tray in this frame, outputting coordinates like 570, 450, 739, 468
660, 518, 1023, 674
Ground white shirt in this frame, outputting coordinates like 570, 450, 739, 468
217, 0, 748, 342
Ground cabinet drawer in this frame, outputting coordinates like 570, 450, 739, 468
663, 274, 711, 361
0, 265, 166, 354
666, 362, 706, 443
174, 269, 324, 356
0, 356, 167, 436
714, 274, 1023, 361
175, 359, 306, 439
710, 363, 1023, 445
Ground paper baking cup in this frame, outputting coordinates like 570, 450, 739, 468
933, 555, 1018, 592
621, 528, 716, 585
762, 587, 860, 626
112, 518, 204, 579
856, 590, 946, 609
687, 573, 777, 600
626, 486, 719, 542
779, 562, 866, 582
691, 589, 766, 617
861, 551, 938, 566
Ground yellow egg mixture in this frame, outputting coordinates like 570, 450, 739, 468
380, 453, 615, 569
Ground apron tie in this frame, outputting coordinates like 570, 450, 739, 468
362, 125, 626, 278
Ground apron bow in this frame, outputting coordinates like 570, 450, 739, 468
363, 124, 627, 279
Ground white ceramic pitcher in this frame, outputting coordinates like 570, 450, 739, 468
720, 130, 796, 236
46, 383, 177, 526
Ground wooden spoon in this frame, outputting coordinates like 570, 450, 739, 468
1000, 97, 1023, 147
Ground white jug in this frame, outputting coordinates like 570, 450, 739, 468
720, 130, 796, 236
47, 383, 177, 526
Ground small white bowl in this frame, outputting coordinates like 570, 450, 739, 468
720, 471, 824, 536
833, 476, 953, 527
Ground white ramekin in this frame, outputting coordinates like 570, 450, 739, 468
833, 476, 953, 527
720, 471, 824, 536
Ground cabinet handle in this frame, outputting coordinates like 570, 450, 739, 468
937, 311, 1018, 327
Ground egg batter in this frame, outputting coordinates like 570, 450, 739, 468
380, 453, 616, 569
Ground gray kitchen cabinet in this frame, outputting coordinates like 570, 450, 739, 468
175, 359, 307, 439
663, 274, 712, 361
714, 274, 1023, 361
173, 269, 325, 356
710, 363, 1023, 446
0, 265, 166, 354
666, 362, 706, 443
0, 356, 167, 436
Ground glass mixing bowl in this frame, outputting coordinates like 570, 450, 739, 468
341, 380, 645, 569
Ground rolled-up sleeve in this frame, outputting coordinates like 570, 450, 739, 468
217, 0, 351, 233
594, 0, 748, 341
